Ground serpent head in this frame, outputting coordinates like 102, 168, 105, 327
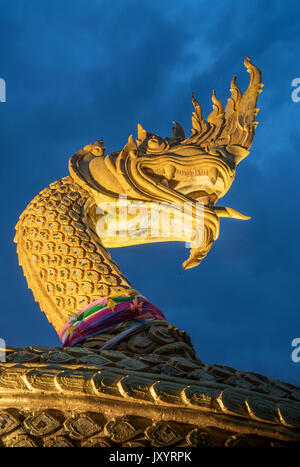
69, 57, 262, 270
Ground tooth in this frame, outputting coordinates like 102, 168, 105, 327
214, 206, 251, 220
164, 165, 175, 180
161, 178, 169, 187
208, 168, 218, 185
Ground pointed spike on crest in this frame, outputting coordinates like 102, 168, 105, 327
211, 89, 218, 108
192, 92, 202, 120
243, 56, 262, 87
127, 134, 138, 158
172, 121, 185, 140
244, 56, 251, 66
128, 134, 137, 149
211, 89, 223, 111
207, 89, 223, 124
224, 75, 242, 117
230, 76, 240, 95
137, 123, 147, 143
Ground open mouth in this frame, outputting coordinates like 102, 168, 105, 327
140, 158, 249, 223
142, 163, 229, 206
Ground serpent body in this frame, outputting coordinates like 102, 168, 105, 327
15, 176, 132, 333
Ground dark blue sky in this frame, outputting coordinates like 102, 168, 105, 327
1, 0, 300, 385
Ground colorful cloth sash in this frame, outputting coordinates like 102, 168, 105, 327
59, 291, 166, 347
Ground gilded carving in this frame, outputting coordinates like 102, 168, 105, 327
63, 414, 102, 439
145, 422, 182, 447
15, 58, 262, 335
0, 411, 21, 436
1, 57, 298, 447
186, 428, 212, 447
104, 418, 142, 443
24, 412, 61, 437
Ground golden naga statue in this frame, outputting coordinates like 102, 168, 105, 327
1, 57, 298, 448
15, 56, 261, 335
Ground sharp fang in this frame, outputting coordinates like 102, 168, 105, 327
214, 206, 251, 220
208, 168, 218, 185
164, 165, 175, 180
161, 178, 169, 187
